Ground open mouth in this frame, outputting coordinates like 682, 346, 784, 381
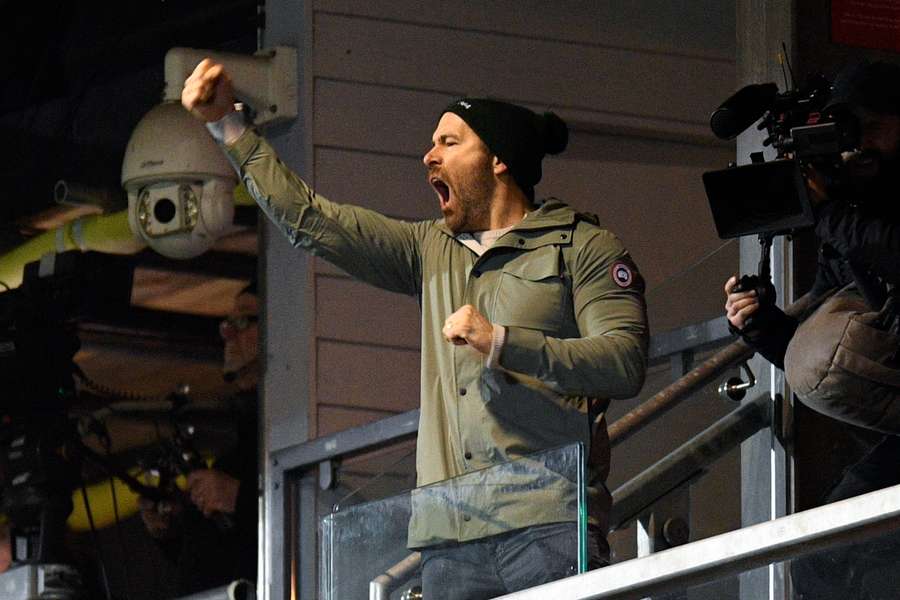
430, 177, 451, 209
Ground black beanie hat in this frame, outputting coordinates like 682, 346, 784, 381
827, 60, 900, 116
442, 98, 569, 191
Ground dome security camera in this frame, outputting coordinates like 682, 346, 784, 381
121, 101, 237, 259
120, 46, 297, 259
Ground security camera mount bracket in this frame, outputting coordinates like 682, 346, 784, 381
163, 46, 299, 127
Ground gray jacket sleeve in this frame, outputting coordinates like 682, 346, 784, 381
225, 128, 424, 296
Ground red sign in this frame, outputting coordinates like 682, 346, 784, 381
832, 0, 900, 53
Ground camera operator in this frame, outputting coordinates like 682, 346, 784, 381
725, 60, 900, 599
137, 282, 259, 597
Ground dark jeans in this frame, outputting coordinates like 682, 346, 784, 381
420, 522, 607, 600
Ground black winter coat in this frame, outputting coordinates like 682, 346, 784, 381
739, 193, 900, 368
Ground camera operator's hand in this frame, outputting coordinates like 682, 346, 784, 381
187, 469, 240, 518
725, 275, 760, 330
182, 58, 236, 123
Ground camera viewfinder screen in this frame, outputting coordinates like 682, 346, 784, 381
702, 160, 816, 239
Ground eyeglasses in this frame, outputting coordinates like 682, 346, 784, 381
219, 315, 259, 338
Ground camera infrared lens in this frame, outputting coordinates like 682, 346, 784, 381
154, 198, 177, 223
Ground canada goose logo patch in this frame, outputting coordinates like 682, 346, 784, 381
611, 262, 633, 288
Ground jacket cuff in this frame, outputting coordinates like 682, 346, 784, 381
497, 326, 544, 374
205, 105, 249, 145
485, 324, 507, 368
223, 126, 262, 171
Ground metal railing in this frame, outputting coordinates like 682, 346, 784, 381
497, 483, 900, 599
608, 293, 817, 447
175, 581, 257, 600
609, 392, 770, 531
369, 553, 421, 600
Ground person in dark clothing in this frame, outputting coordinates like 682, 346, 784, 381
138, 283, 259, 597
724, 60, 900, 599
726, 61, 900, 362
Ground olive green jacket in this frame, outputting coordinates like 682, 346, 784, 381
225, 129, 648, 547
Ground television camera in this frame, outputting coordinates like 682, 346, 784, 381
0, 251, 171, 598
702, 71, 863, 314
132, 386, 237, 533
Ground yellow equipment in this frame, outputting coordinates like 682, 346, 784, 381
0, 181, 252, 532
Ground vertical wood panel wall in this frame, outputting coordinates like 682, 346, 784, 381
305, 1, 737, 442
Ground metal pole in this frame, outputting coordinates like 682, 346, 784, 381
609, 340, 753, 447
369, 553, 422, 600
174, 580, 256, 600
610, 393, 771, 531
496, 483, 900, 600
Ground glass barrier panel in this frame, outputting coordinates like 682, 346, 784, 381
320, 442, 586, 600
323, 439, 418, 513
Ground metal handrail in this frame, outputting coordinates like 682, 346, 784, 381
369, 552, 422, 600
496, 483, 900, 599
609, 392, 771, 531
646, 315, 732, 363
608, 291, 818, 447
271, 409, 419, 470
174, 580, 256, 600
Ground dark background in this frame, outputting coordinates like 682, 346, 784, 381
1, 3, 261, 598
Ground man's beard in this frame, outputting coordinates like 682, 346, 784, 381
443, 161, 495, 233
